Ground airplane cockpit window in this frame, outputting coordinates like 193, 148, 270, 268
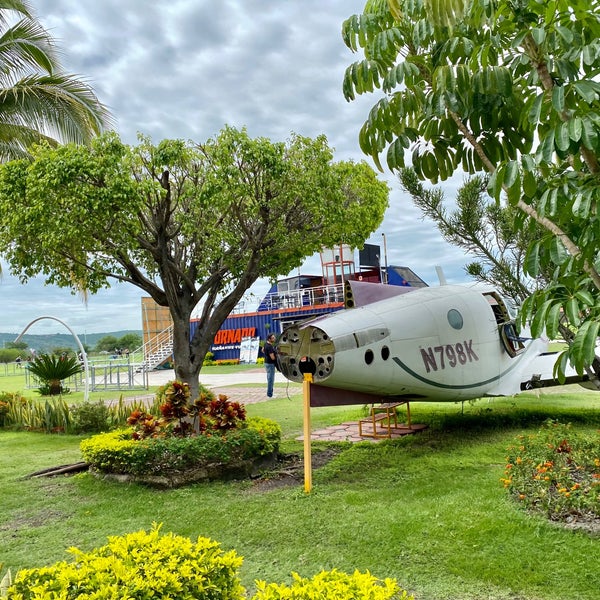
447, 309, 463, 330
483, 291, 525, 357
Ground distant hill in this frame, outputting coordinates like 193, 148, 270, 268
0, 330, 142, 353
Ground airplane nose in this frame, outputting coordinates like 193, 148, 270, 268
278, 323, 335, 382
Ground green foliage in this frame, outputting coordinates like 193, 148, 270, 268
0, 349, 24, 364
253, 569, 409, 600
80, 416, 281, 476
503, 421, 600, 522
0, 391, 154, 434
69, 401, 111, 433
26, 353, 82, 396
132, 380, 247, 437
2, 525, 245, 600
0, 1, 111, 162
343, 0, 600, 383
0, 392, 71, 433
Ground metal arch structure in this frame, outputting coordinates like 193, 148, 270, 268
14, 316, 90, 402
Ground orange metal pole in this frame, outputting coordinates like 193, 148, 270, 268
303, 372, 313, 493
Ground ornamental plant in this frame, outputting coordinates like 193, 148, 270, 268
0, 526, 410, 600
2, 525, 245, 600
81, 418, 281, 477
26, 353, 82, 396
128, 380, 246, 439
502, 420, 600, 523
253, 569, 411, 600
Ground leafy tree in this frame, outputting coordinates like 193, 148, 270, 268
0, 0, 111, 161
343, 0, 600, 385
0, 128, 388, 399
398, 168, 535, 305
5, 340, 27, 350
26, 353, 82, 395
118, 333, 142, 352
94, 335, 120, 353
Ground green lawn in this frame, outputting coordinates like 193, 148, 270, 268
1, 381, 600, 600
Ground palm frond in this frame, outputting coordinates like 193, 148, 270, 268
0, 18, 58, 74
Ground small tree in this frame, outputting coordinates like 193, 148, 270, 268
0, 128, 388, 399
27, 353, 83, 395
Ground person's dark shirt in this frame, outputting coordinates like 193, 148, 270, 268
264, 341, 277, 364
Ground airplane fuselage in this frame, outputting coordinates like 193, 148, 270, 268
277, 284, 548, 402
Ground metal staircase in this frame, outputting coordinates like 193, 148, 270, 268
138, 326, 174, 371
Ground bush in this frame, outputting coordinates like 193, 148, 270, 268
253, 570, 410, 600
2, 525, 245, 600
503, 420, 600, 522
69, 401, 111, 433
1, 526, 409, 600
80, 417, 281, 477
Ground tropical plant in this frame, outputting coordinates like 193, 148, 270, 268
0, 128, 389, 400
26, 353, 82, 395
0, 0, 111, 162
342, 0, 600, 386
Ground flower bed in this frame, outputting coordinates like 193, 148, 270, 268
503, 420, 600, 528
81, 417, 281, 488
80, 381, 281, 488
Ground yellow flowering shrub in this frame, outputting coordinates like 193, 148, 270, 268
252, 569, 411, 600
4, 525, 245, 600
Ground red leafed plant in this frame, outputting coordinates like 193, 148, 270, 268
129, 381, 246, 440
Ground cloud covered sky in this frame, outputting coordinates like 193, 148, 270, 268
0, 0, 470, 334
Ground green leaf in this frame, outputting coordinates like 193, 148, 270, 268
572, 192, 591, 218
574, 289, 594, 307
504, 160, 519, 188
568, 117, 583, 142
528, 94, 543, 125
571, 321, 600, 376
549, 236, 569, 265
573, 81, 598, 103
551, 85, 565, 114
546, 302, 563, 340
525, 240, 541, 277
565, 296, 581, 326
554, 122, 570, 152
531, 299, 553, 338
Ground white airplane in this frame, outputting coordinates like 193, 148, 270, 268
277, 280, 585, 407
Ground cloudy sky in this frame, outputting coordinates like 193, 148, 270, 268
0, 0, 469, 335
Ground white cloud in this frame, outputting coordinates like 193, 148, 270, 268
0, 0, 470, 334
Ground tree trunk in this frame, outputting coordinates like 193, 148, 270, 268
171, 310, 203, 401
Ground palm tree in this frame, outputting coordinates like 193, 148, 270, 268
0, 0, 112, 162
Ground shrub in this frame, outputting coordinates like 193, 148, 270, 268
26, 353, 82, 396
2, 525, 245, 600
0, 526, 409, 600
69, 401, 111, 433
129, 381, 246, 438
253, 569, 410, 600
80, 417, 281, 476
503, 420, 600, 522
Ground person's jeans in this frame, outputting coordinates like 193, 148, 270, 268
265, 363, 275, 397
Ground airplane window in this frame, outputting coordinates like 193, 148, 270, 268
381, 346, 390, 360
447, 309, 463, 330
364, 349, 374, 365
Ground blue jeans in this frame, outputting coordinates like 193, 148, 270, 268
265, 363, 275, 397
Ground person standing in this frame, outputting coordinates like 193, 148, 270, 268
264, 333, 277, 398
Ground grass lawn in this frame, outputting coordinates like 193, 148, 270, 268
1, 377, 600, 599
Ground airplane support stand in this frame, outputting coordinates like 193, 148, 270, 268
303, 372, 313, 493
